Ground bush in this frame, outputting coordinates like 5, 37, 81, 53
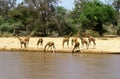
0, 23, 12, 33
85, 30, 100, 37
0, 16, 5, 25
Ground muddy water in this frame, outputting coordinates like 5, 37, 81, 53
0, 51, 120, 79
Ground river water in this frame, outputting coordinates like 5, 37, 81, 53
0, 51, 120, 79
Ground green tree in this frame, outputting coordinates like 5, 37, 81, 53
8, 4, 35, 34
0, 16, 5, 25
49, 6, 69, 36
113, 0, 120, 12
53, 6, 77, 36
23, 0, 59, 36
71, 0, 116, 36
0, 0, 16, 17
112, 0, 120, 34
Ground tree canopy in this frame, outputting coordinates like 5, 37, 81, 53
71, 0, 116, 36
0, 0, 119, 36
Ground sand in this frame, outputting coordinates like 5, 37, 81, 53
0, 37, 120, 54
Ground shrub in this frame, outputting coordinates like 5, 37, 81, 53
85, 30, 100, 37
0, 23, 11, 33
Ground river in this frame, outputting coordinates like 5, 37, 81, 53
0, 51, 120, 79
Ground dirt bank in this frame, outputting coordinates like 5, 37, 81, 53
0, 37, 120, 54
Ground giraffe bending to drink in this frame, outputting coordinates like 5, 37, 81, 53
72, 41, 80, 53
37, 38, 43, 48
44, 41, 56, 53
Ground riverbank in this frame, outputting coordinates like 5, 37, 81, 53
0, 37, 120, 54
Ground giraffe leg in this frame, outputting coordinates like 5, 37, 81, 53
62, 42, 64, 49
21, 43, 22, 49
24, 43, 26, 48
67, 41, 69, 48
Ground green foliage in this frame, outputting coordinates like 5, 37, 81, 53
8, 5, 33, 24
0, 0, 16, 16
79, 0, 116, 23
55, 6, 68, 19
0, 16, 24, 36
0, 0, 118, 36
113, 0, 120, 12
85, 30, 100, 37
71, 0, 116, 36
0, 23, 11, 33
116, 19, 120, 35
0, 16, 5, 25
0, 16, 16, 36
6, 19, 15, 25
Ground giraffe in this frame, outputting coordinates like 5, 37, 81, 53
24, 31, 34, 46
71, 31, 80, 46
62, 32, 72, 48
16, 31, 34, 49
88, 35, 96, 48
72, 40, 80, 53
37, 38, 43, 48
79, 36, 89, 49
16, 35, 27, 49
44, 41, 56, 53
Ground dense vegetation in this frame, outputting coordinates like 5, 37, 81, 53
0, 0, 119, 37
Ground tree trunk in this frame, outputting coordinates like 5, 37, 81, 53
57, 24, 63, 36
97, 23, 103, 36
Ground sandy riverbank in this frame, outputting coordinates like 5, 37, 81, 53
0, 37, 120, 54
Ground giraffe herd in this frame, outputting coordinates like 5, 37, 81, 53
17, 31, 96, 53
